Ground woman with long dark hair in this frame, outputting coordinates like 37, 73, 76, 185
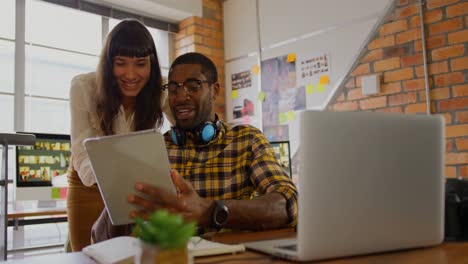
67, 19, 172, 251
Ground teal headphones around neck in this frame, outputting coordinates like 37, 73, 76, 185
170, 117, 222, 146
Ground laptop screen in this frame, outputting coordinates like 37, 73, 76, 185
269, 141, 292, 178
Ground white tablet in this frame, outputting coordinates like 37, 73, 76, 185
84, 129, 175, 225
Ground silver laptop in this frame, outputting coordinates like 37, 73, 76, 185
245, 111, 445, 261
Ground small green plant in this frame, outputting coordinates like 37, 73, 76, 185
133, 210, 196, 249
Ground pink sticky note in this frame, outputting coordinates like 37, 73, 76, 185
60, 187, 68, 199
243, 115, 251, 124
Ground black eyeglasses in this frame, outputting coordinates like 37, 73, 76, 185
162, 79, 212, 97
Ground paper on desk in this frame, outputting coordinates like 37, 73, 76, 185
188, 236, 245, 257
83, 236, 137, 264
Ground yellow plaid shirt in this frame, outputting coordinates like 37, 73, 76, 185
164, 121, 298, 225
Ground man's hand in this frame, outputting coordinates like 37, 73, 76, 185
128, 169, 214, 227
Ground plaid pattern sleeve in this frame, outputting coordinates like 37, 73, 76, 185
247, 128, 298, 226
164, 121, 298, 227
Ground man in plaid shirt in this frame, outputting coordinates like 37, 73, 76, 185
92, 53, 297, 242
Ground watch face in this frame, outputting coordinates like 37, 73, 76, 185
215, 208, 228, 225
213, 201, 229, 227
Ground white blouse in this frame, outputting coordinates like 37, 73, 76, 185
69, 72, 172, 186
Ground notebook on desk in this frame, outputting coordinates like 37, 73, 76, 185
245, 111, 445, 262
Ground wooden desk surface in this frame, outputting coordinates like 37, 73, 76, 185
7, 200, 67, 218
4, 229, 468, 263
196, 228, 468, 264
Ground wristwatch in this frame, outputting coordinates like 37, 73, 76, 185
211, 200, 229, 230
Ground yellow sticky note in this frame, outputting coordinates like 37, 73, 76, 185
320, 75, 329, 85
287, 111, 295, 121
317, 83, 325, 93
278, 113, 287, 124
286, 53, 296, 62
258, 91, 266, 102
231, 90, 238, 99
306, 84, 314, 94
252, 65, 260, 75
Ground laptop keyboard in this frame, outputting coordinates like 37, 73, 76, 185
276, 244, 297, 251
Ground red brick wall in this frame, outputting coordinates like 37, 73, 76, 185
328, 0, 468, 178
173, 0, 226, 120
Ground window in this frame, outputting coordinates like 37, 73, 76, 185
0, 0, 15, 133
0, 95, 14, 132
0, 41, 15, 94
1, 0, 174, 252
147, 27, 170, 70
1, 0, 173, 135
20, 2, 173, 135
0, 42, 15, 133
25, 45, 98, 99
25, 0, 101, 55
0, 0, 15, 40
24, 97, 70, 134
24, 0, 101, 134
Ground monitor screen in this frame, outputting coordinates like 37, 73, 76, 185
269, 141, 292, 177
16, 133, 71, 187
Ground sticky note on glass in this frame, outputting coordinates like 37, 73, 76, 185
320, 75, 329, 84
60, 187, 68, 199
286, 53, 296, 62
287, 111, 295, 121
231, 90, 238, 99
258, 91, 266, 102
278, 113, 287, 123
51, 187, 60, 199
252, 65, 260, 75
317, 83, 325, 93
306, 84, 314, 94
243, 115, 251, 124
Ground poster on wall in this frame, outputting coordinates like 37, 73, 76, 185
296, 52, 330, 86
231, 70, 255, 119
261, 54, 303, 142
295, 51, 331, 109
225, 55, 261, 130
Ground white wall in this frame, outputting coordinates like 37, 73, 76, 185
223, 0, 394, 110
224, 0, 259, 60
90, 0, 202, 22
258, 0, 391, 47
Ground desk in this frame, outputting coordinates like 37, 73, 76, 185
5, 229, 468, 263
8, 200, 67, 227
6, 252, 94, 264
7, 200, 67, 252
201, 229, 468, 264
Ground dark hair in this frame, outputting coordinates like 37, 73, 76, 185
169, 52, 218, 83
96, 19, 163, 135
